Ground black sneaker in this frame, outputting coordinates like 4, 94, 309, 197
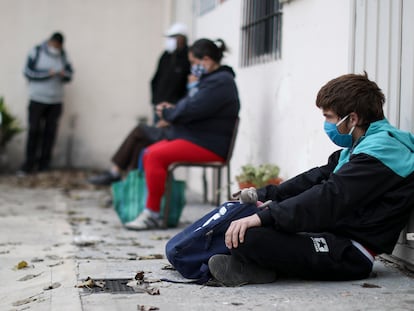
87, 171, 121, 185
16, 164, 34, 177
208, 254, 277, 287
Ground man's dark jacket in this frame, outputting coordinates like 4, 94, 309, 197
257, 119, 414, 255
151, 46, 190, 105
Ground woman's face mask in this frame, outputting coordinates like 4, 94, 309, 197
165, 37, 177, 53
191, 64, 206, 78
324, 114, 355, 148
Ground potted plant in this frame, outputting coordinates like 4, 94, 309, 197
0, 96, 23, 149
236, 163, 282, 189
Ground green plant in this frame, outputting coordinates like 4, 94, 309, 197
236, 163, 281, 188
0, 97, 23, 148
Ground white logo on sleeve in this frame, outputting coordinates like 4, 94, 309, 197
311, 237, 329, 253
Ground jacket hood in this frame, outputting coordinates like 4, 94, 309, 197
216, 65, 236, 78
353, 118, 414, 177
366, 119, 414, 152
202, 65, 236, 79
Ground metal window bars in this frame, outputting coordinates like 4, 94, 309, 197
241, 0, 283, 67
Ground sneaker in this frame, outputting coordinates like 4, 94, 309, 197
87, 171, 121, 185
208, 254, 277, 287
17, 163, 34, 177
16, 170, 28, 178
124, 209, 161, 230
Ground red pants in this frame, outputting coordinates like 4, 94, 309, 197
143, 139, 224, 212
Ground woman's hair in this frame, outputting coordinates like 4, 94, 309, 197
189, 38, 227, 63
316, 72, 385, 126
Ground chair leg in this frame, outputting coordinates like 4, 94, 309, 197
215, 168, 222, 206
163, 171, 174, 229
227, 164, 231, 201
202, 168, 208, 203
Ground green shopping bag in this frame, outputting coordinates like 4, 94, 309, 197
112, 169, 186, 227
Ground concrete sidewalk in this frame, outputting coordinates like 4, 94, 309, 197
1, 177, 414, 311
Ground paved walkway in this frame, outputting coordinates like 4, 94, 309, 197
0, 173, 414, 311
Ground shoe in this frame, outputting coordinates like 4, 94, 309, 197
87, 171, 121, 185
208, 254, 277, 287
16, 170, 28, 178
124, 209, 161, 230
17, 163, 34, 177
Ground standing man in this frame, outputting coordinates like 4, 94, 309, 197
20, 32, 73, 174
150, 23, 190, 124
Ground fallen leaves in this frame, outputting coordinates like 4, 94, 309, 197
18, 272, 43, 281
137, 305, 160, 311
16, 260, 28, 269
12, 295, 41, 307
138, 254, 163, 260
1, 169, 96, 190
43, 282, 61, 290
150, 235, 170, 241
13, 260, 33, 270
75, 276, 105, 289
73, 235, 101, 246
361, 283, 381, 288
126, 271, 161, 295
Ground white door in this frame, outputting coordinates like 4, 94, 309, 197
352, 0, 414, 268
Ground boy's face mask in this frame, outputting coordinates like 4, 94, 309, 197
324, 114, 355, 148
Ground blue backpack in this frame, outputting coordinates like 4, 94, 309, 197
165, 201, 259, 284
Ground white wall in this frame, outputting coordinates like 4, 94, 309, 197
0, 0, 169, 170
1, 0, 354, 198
194, 0, 352, 192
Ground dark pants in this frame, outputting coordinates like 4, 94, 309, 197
111, 124, 165, 172
22, 101, 62, 171
232, 227, 373, 281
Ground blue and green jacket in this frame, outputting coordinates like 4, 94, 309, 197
257, 119, 414, 254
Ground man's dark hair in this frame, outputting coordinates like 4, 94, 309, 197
50, 32, 64, 44
189, 38, 227, 63
316, 72, 385, 126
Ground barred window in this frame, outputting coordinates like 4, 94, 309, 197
241, 0, 283, 67
196, 0, 228, 16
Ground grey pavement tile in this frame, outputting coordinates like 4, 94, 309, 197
0, 177, 413, 311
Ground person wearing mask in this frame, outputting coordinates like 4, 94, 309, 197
19, 32, 73, 175
151, 22, 191, 123
88, 48, 198, 186
88, 23, 191, 185
124, 38, 240, 230
207, 72, 414, 286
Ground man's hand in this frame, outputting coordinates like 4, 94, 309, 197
225, 214, 261, 249
187, 74, 198, 84
155, 102, 174, 118
155, 119, 170, 128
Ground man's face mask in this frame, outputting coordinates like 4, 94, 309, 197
48, 46, 61, 55
165, 37, 177, 53
191, 64, 206, 78
324, 114, 355, 148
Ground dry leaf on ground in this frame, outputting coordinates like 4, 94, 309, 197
138, 254, 163, 260
43, 282, 61, 290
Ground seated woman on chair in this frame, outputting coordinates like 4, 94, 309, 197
124, 38, 240, 230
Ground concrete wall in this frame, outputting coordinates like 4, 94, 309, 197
194, 0, 352, 190
0, 0, 172, 170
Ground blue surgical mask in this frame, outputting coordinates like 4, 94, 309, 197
191, 64, 206, 78
324, 114, 355, 148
